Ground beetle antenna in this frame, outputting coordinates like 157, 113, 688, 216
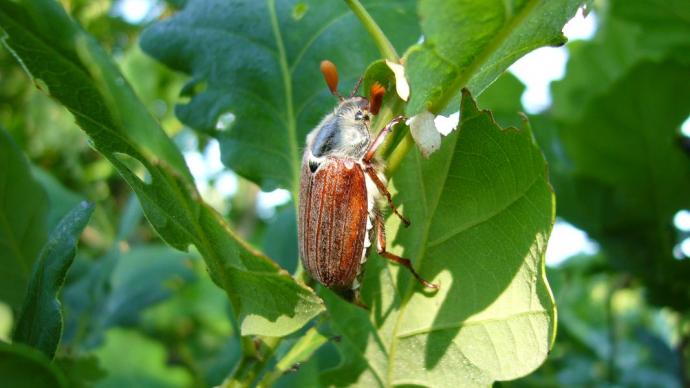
350, 76, 364, 98
320, 60, 343, 101
368, 82, 385, 115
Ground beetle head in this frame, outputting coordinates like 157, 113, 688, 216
320, 60, 385, 115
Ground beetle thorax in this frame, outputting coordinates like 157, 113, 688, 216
307, 97, 371, 160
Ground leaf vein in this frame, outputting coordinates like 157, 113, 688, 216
427, 176, 540, 248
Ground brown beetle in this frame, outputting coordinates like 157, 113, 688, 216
298, 60, 438, 297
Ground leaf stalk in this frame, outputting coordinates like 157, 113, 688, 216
344, 0, 400, 62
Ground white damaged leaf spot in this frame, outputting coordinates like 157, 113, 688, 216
434, 111, 460, 136
408, 111, 441, 158
385, 60, 410, 101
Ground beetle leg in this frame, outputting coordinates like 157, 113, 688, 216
365, 166, 410, 227
374, 211, 439, 290
363, 116, 405, 163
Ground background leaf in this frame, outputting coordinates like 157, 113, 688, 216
0, 0, 323, 337
551, 0, 690, 121
92, 328, 194, 388
140, 0, 420, 193
547, 61, 690, 310
13, 201, 94, 359
0, 127, 48, 312
31, 167, 85, 232
54, 354, 106, 388
0, 341, 68, 387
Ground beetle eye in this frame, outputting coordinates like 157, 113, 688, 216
308, 159, 320, 173
354, 111, 363, 121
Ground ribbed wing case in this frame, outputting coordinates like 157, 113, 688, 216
298, 157, 369, 289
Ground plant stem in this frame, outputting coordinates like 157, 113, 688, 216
385, 131, 414, 175
223, 336, 282, 387
344, 0, 399, 62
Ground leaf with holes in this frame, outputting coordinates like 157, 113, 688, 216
0, 0, 323, 337
141, 0, 420, 194
321, 90, 556, 386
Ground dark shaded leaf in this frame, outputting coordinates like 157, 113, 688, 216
0, 127, 48, 312
141, 0, 419, 192
92, 329, 194, 388
0, 341, 68, 387
552, 0, 690, 121
553, 61, 690, 310
31, 168, 85, 233
0, 0, 324, 336
14, 201, 94, 359
263, 204, 298, 274
54, 354, 106, 388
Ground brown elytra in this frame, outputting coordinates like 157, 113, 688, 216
298, 157, 369, 289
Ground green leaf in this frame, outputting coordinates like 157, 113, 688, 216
477, 72, 526, 129
552, 0, 690, 121
107, 245, 196, 326
611, 0, 690, 64
514, 254, 684, 386
261, 327, 328, 386
140, 0, 420, 193
0, 341, 68, 387
14, 201, 94, 359
141, 261, 239, 386
0, 0, 324, 337
404, 0, 587, 115
54, 354, 106, 388
263, 204, 299, 274
323, 90, 556, 385
0, 127, 48, 312
93, 328, 194, 388
551, 61, 690, 310
31, 167, 85, 233
63, 245, 197, 346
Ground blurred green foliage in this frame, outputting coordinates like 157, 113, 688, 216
0, 0, 689, 386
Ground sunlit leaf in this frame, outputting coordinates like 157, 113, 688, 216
404, 0, 588, 116
322, 90, 556, 386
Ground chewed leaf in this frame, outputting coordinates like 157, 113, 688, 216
404, 0, 586, 115
140, 0, 420, 192
408, 111, 441, 158
0, 0, 323, 337
323, 89, 556, 385
385, 60, 410, 101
